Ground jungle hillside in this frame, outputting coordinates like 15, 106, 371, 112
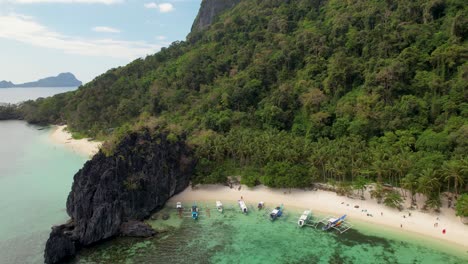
2, 0, 467, 214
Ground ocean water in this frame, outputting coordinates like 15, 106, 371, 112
0, 120, 87, 263
0, 87, 76, 104
72, 202, 468, 264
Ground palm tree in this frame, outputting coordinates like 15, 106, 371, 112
442, 160, 466, 195
418, 168, 441, 209
425, 194, 442, 212
401, 173, 418, 206
383, 191, 404, 210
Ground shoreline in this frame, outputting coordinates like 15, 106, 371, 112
49, 125, 101, 158
169, 184, 468, 251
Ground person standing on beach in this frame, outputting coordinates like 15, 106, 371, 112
400, 224, 402, 228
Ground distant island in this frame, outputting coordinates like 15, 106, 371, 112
0, 73, 82, 88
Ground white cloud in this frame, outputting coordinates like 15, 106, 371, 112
143, 2, 157, 8
0, 14, 161, 59
155, 35, 166, 40
144, 2, 174, 13
7, 0, 122, 4
92, 26, 120, 33
158, 3, 173, 12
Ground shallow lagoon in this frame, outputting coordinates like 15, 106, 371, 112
73, 202, 468, 264
0, 121, 86, 263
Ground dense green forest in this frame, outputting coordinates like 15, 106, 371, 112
3, 0, 467, 213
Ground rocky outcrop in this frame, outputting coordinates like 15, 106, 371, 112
119, 221, 156, 237
44, 129, 195, 263
44, 223, 76, 264
191, 0, 241, 31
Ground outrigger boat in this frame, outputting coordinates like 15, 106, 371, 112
191, 204, 199, 220
238, 200, 248, 214
216, 201, 224, 213
297, 210, 311, 227
257, 201, 264, 210
270, 204, 284, 221
322, 214, 346, 230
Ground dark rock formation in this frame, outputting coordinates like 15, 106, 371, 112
44, 224, 76, 264
191, 0, 241, 31
119, 221, 156, 237
44, 129, 195, 263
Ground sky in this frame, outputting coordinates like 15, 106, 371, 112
0, 0, 202, 84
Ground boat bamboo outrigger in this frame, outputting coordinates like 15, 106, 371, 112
297, 210, 311, 227
216, 201, 224, 213
270, 204, 284, 221
191, 204, 199, 220
238, 200, 248, 214
314, 214, 352, 233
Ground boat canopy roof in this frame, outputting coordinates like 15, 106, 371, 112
271, 209, 279, 214
329, 218, 337, 222
216, 201, 222, 206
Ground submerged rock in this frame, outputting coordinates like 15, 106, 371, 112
119, 221, 156, 237
44, 129, 195, 263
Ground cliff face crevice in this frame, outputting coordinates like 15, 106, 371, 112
191, 0, 241, 32
44, 129, 195, 264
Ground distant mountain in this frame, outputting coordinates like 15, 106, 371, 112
0, 73, 82, 88
0, 81, 14, 88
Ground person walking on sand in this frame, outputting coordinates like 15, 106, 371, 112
400, 224, 402, 228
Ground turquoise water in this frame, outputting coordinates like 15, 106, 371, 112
0, 87, 76, 104
72, 202, 468, 264
0, 120, 87, 263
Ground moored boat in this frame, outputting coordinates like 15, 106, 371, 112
238, 200, 248, 214
191, 204, 199, 220
270, 204, 283, 221
258, 201, 264, 210
297, 210, 311, 227
216, 201, 223, 213
322, 215, 346, 230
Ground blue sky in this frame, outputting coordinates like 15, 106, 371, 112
0, 0, 202, 83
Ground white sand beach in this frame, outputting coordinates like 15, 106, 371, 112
170, 184, 468, 248
49, 125, 101, 158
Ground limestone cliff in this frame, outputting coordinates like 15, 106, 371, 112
44, 129, 195, 263
191, 0, 241, 31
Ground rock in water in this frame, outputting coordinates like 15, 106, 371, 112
44, 129, 195, 263
119, 221, 156, 237
44, 224, 76, 264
